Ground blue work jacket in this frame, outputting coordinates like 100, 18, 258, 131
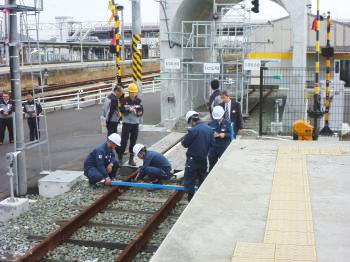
208, 119, 231, 148
181, 122, 214, 160
142, 150, 171, 169
84, 142, 116, 178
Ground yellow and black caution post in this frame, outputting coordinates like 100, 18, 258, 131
320, 12, 334, 136
307, 0, 324, 140
132, 33, 142, 83
108, 1, 123, 85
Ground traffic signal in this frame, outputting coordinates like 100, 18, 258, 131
251, 0, 259, 13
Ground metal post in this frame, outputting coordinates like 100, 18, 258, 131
258, 66, 264, 137
320, 11, 333, 136
307, 0, 323, 140
4, 4, 9, 66
132, 0, 142, 95
9, 0, 27, 195
80, 23, 83, 63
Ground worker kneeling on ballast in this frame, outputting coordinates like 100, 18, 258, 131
133, 144, 172, 183
83, 133, 121, 185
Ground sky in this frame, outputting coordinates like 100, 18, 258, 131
1, 0, 349, 24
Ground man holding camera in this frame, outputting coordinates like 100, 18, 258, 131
118, 83, 143, 166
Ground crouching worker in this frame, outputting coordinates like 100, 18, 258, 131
133, 144, 172, 183
83, 133, 121, 185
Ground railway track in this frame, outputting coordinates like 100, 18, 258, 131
12, 139, 184, 262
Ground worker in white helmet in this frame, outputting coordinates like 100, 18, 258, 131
83, 133, 121, 186
133, 144, 172, 183
208, 106, 231, 171
181, 110, 214, 201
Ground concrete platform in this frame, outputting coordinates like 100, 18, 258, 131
151, 139, 350, 262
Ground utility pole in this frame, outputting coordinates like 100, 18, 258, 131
131, 0, 142, 95
4, 1, 9, 66
8, 0, 27, 195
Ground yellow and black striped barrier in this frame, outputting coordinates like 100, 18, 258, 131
132, 34, 142, 82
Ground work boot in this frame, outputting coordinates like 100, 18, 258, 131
128, 154, 136, 166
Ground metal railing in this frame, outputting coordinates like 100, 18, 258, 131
37, 80, 161, 112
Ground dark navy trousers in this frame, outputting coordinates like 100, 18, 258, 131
119, 123, 139, 155
84, 161, 118, 184
208, 146, 227, 172
184, 156, 207, 195
139, 166, 172, 181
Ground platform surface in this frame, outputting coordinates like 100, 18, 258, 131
151, 139, 350, 262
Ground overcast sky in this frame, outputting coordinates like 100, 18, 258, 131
1, 0, 349, 24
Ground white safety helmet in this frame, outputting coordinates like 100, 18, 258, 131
108, 133, 121, 146
133, 143, 145, 156
185, 110, 199, 123
212, 106, 225, 120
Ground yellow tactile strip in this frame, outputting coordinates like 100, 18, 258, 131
231, 145, 350, 262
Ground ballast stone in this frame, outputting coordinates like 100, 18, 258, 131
38, 170, 83, 198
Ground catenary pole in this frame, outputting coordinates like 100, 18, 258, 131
8, 0, 27, 195
131, 0, 142, 96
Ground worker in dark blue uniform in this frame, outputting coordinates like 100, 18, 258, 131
133, 144, 172, 183
208, 79, 222, 119
208, 106, 231, 172
83, 133, 121, 185
182, 110, 214, 201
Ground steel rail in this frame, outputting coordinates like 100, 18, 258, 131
17, 136, 184, 262
116, 190, 184, 262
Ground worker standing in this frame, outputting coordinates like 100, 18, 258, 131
118, 83, 144, 166
133, 144, 172, 183
220, 90, 244, 138
208, 106, 231, 172
101, 85, 124, 135
0, 91, 14, 145
182, 111, 214, 201
83, 133, 121, 185
208, 79, 222, 119
23, 92, 42, 141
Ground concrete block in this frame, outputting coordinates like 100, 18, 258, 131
38, 170, 83, 198
0, 198, 29, 222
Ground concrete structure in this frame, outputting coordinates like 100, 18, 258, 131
151, 139, 350, 262
159, 0, 311, 129
0, 197, 29, 222
38, 170, 83, 198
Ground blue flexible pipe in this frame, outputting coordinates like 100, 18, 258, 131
110, 181, 185, 190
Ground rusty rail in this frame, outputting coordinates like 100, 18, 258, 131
17, 136, 184, 262
17, 172, 136, 262
116, 190, 184, 262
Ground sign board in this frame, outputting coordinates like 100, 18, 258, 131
137, 43, 142, 50
203, 63, 220, 74
244, 59, 261, 71
164, 58, 181, 70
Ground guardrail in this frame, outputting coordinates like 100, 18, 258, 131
38, 80, 161, 112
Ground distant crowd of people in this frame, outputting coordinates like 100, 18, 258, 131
84, 79, 244, 202
0, 91, 42, 145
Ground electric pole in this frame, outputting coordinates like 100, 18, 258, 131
131, 0, 142, 96
8, 0, 27, 195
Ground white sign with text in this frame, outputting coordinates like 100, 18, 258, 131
203, 63, 220, 73
244, 59, 261, 70
164, 58, 181, 69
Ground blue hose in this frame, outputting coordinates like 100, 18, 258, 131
110, 181, 185, 190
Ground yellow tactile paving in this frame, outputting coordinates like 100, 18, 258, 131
232, 242, 275, 259
265, 219, 314, 233
231, 258, 274, 262
264, 231, 315, 245
267, 209, 312, 221
275, 244, 317, 261
231, 145, 350, 261
268, 200, 311, 211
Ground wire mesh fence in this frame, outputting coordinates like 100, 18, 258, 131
256, 67, 350, 138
